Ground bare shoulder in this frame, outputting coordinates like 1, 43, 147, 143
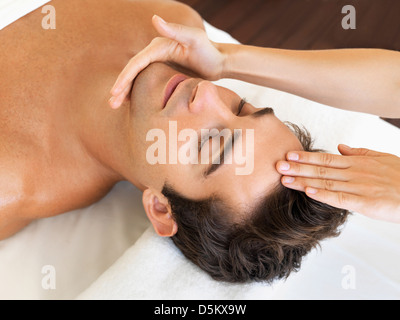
0, 164, 33, 240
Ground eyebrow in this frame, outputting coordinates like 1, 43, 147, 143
204, 130, 241, 178
250, 107, 275, 118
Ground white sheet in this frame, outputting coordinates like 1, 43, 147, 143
0, 20, 399, 300
0, 182, 150, 300
76, 215, 400, 300
0, 0, 51, 30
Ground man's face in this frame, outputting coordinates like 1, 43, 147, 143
129, 63, 303, 216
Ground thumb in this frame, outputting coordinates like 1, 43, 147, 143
338, 144, 386, 157
152, 15, 199, 45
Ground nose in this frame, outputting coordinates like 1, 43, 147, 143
189, 81, 231, 119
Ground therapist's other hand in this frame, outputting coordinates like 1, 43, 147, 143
276, 144, 400, 224
109, 15, 225, 108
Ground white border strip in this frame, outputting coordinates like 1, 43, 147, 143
0, 0, 51, 30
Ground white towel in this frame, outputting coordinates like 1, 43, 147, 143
0, 0, 51, 30
77, 216, 400, 300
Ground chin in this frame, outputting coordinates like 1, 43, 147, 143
130, 63, 180, 114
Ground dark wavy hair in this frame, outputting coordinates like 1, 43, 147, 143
162, 123, 350, 283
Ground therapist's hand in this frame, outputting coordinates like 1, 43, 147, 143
109, 15, 225, 108
276, 144, 400, 224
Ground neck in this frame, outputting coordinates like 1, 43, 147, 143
72, 90, 145, 192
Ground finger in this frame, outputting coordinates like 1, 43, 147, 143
276, 161, 351, 181
281, 176, 367, 195
111, 52, 152, 96
338, 144, 387, 157
152, 15, 201, 45
304, 187, 364, 213
109, 84, 132, 109
286, 151, 351, 169
111, 38, 172, 96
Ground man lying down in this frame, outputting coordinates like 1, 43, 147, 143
1, 0, 399, 283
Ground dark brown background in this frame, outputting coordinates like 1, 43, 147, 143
177, 0, 400, 129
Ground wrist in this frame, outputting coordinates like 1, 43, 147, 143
213, 42, 239, 79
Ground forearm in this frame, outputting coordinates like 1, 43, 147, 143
220, 44, 400, 118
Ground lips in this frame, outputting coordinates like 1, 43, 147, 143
163, 74, 189, 109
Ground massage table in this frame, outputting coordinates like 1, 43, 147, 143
0, 4, 399, 299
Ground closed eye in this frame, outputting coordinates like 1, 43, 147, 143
237, 98, 247, 116
198, 99, 246, 154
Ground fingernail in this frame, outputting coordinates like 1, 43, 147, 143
340, 144, 351, 150
155, 15, 167, 24
279, 162, 290, 171
282, 177, 295, 184
306, 188, 318, 195
109, 97, 118, 109
287, 152, 299, 161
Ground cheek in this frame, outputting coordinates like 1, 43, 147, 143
217, 86, 240, 99
217, 86, 242, 109
164, 168, 211, 200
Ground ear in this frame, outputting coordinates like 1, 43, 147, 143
142, 189, 178, 237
